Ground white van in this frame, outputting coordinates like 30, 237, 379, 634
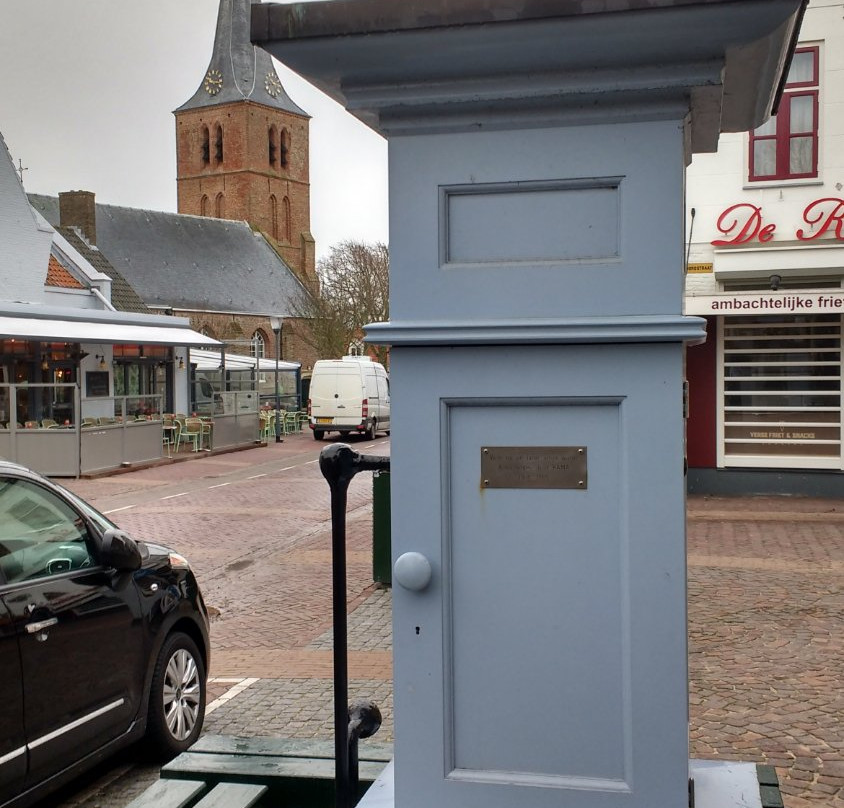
308, 356, 390, 441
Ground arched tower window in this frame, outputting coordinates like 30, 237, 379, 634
215, 193, 225, 218
200, 195, 209, 217
270, 195, 278, 240
282, 196, 291, 243
250, 331, 267, 359
280, 128, 290, 168
215, 124, 224, 163
268, 126, 278, 168
201, 126, 210, 166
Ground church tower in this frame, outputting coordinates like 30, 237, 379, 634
174, 0, 316, 288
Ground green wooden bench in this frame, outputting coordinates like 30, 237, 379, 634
125, 736, 393, 808
124, 778, 266, 808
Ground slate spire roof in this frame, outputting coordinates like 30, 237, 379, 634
175, 0, 307, 117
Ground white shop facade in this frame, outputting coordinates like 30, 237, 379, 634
686, 199, 844, 494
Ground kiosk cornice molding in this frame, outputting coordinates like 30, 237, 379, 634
364, 315, 707, 346
254, 0, 806, 148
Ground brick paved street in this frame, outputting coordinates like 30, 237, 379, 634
38, 435, 843, 808
687, 496, 844, 808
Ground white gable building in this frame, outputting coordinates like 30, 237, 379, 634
685, 0, 844, 495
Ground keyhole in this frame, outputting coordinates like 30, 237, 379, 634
415, 626, 420, 635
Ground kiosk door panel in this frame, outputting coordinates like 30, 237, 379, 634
447, 402, 628, 788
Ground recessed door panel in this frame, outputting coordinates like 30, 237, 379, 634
447, 403, 627, 786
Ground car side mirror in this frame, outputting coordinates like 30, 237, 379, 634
99, 528, 142, 571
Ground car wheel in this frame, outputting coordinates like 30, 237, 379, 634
366, 422, 377, 441
313, 430, 325, 441
146, 632, 206, 759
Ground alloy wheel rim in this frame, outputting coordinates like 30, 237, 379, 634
162, 648, 201, 741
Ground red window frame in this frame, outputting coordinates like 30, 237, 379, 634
748, 46, 819, 182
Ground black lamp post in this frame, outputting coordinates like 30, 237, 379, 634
269, 316, 284, 443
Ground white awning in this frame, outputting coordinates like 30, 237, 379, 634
190, 348, 300, 372
0, 315, 220, 347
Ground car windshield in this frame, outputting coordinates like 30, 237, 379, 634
52, 482, 119, 536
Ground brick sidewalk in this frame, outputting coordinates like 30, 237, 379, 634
687, 495, 844, 808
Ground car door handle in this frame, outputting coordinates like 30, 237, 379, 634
26, 618, 58, 634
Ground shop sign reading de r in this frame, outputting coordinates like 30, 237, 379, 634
712, 197, 844, 246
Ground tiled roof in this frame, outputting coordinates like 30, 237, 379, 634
29, 195, 305, 316
56, 227, 151, 314
46, 254, 84, 289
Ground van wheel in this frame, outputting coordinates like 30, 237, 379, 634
366, 422, 376, 441
313, 430, 325, 441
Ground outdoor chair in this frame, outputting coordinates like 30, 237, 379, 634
181, 418, 202, 452
261, 413, 275, 442
284, 411, 300, 434
199, 418, 212, 449
163, 418, 181, 453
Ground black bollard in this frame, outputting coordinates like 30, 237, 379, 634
320, 444, 390, 808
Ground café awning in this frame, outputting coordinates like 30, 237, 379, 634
190, 348, 300, 371
0, 314, 220, 347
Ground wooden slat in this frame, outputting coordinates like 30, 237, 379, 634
123, 778, 207, 808
193, 782, 267, 808
163, 751, 385, 784
189, 735, 394, 763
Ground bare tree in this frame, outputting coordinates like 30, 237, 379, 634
289, 240, 390, 365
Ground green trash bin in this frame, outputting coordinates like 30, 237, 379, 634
372, 470, 391, 585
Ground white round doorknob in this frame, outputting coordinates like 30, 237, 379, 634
394, 552, 432, 591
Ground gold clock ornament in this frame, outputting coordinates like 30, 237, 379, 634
265, 72, 282, 98
203, 69, 223, 95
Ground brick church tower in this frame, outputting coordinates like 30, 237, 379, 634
174, 0, 316, 289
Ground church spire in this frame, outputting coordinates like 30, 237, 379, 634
176, 0, 307, 116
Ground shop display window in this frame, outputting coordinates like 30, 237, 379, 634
721, 315, 841, 467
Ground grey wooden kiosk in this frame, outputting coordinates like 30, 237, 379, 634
253, 2, 805, 808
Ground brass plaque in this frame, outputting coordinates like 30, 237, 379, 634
481, 446, 587, 490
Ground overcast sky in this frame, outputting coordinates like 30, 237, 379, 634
0, 0, 389, 260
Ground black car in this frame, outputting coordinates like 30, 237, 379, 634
0, 461, 210, 808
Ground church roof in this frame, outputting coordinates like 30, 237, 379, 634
29, 194, 305, 318
175, 0, 307, 117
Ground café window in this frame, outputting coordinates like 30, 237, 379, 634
721, 314, 841, 469
113, 345, 167, 398
748, 46, 819, 182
